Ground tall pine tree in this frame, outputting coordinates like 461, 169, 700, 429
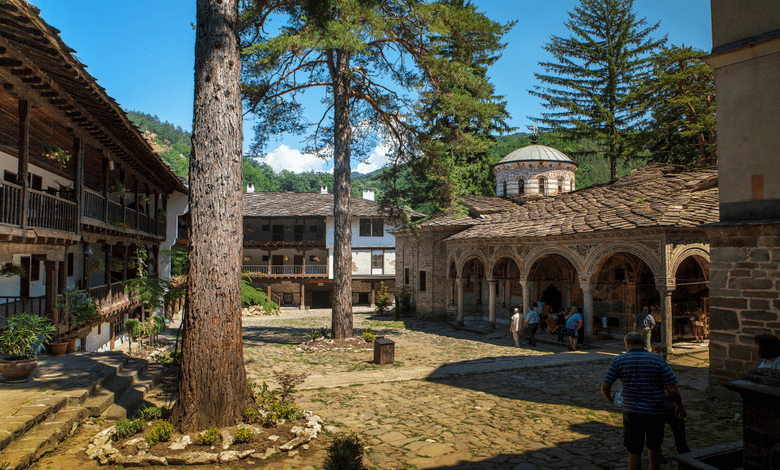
395, 0, 512, 217
530, 0, 665, 180
241, 0, 506, 337
630, 45, 716, 167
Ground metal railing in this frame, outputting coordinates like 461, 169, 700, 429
0, 181, 22, 226
27, 188, 77, 232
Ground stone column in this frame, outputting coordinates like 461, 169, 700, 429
580, 283, 595, 343
657, 284, 675, 353
456, 277, 465, 328
488, 280, 497, 330
521, 280, 529, 314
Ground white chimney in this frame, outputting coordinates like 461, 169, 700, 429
247, 184, 255, 193
362, 189, 375, 201
320, 186, 328, 194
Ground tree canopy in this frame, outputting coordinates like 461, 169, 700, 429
530, 0, 665, 180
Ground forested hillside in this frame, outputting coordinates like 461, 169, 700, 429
126, 111, 645, 213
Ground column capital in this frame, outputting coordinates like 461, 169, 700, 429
579, 283, 595, 293
456, 277, 466, 286
655, 278, 676, 293
488, 279, 498, 285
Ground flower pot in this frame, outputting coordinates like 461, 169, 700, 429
50, 341, 68, 356
0, 358, 38, 383
66, 338, 78, 354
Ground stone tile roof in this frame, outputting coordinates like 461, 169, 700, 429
243, 191, 423, 218
443, 164, 719, 241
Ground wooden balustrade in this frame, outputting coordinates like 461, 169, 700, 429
108, 201, 123, 226
83, 190, 105, 221
0, 181, 22, 226
27, 188, 77, 232
0, 296, 46, 324
243, 264, 327, 277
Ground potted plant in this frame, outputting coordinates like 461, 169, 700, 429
0, 312, 55, 382
57, 289, 101, 352
42, 144, 71, 170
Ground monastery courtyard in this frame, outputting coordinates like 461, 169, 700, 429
36, 307, 739, 470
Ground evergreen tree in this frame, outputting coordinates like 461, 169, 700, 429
394, 0, 512, 217
241, 0, 502, 338
630, 45, 716, 167
530, 0, 665, 180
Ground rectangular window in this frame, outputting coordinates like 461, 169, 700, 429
3, 170, 17, 183
67, 253, 74, 277
262, 255, 269, 262
404, 268, 410, 285
419, 270, 427, 292
372, 253, 383, 269
30, 259, 40, 281
360, 218, 384, 237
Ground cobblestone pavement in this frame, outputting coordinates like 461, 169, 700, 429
242, 308, 738, 470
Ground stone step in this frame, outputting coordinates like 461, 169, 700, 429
104, 363, 166, 420
83, 358, 149, 417
0, 353, 132, 470
0, 405, 89, 470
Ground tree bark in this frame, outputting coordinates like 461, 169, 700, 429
329, 47, 353, 339
172, 0, 253, 431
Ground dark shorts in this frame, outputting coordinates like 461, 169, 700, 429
623, 412, 665, 454
567, 328, 578, 338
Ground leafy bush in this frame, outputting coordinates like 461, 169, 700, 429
58, 289, 101, 329
323, 434, 368, 470
137, 406, 163, 421
305, 328, 325, 341
396, 287, 412, 320
0, 312, 55, 359
198, 427, 220, 445
145, 420, 174, 446
251, 372, 308, 426
375, 282, 390, 316
157, 346, 182, 365
241, 278, 279, 314
114, 418, 145, 441
361, 327, 375, 342
234, 427, 254, 443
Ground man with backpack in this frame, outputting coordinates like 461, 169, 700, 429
634, 306, 656, 351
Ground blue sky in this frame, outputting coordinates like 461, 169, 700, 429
28, 0, 711, 174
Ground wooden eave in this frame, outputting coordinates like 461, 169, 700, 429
0, 0, 186, 194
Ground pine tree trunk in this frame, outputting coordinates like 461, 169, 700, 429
330, 48, 353, 339
172, 0, 253, 431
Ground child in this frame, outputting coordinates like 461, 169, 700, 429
651, 343, 691, 457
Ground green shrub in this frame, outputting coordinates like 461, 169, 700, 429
396, 287, 412, 320
251, 372, 307, 427
234, 427, 254, 443
198, 427, 220, 445
157, 346, 182, 365
323, 434, 368, 470
361, 327, 375, 342
114, 418, 145, 441
145, 420, 174, 446
241, 279, 280, 314
137, 406, 163, 422
243, 408, 258, 422
375, 282, 390, 316
305, 328, 324, 341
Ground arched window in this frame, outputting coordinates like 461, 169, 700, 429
538, 177, 546, 195
558, 177, 564, 193
502, 181, 507, 196
518, 179, 525, 195
569, 180, 575, 191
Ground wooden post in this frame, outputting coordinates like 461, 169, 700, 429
119, 168, 126, 222
74, 137, 84, 235
45, 260, 58, 326
300, 282, 305, 310
134, 181, 140, 230
102, 156, 109, 224
18, 100, 30, 229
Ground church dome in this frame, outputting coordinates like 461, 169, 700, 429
497, 144, 576, 166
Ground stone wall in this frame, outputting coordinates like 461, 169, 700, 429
707, 222, 780, 387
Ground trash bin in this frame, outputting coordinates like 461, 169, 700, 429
373, 338, 395, 365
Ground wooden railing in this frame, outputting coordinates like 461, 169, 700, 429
0, 181, 22, 226
243, 264, 327, 277
269, 292, 282, 305
89, 282, 131, 310
108, 201, 123, 226
84, 190, 105, 221
0, 296, 46, 324
27, 188, 77, 232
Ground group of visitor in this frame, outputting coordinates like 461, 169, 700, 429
509, 303, 583, 350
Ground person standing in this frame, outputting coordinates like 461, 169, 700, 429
601, 332, 685, 470
525, 302, 540, 347
510, 307, 524, 348
633, 306, 656, 351
556, 308, 567, 343
565, 307, 583, 351
651, 343, 691, 458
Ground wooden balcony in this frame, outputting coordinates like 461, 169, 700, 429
82, 189, 166, 238
243, 264, 328, 278
243, 233, 326, 248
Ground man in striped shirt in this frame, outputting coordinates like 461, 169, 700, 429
601, 332, 686, 470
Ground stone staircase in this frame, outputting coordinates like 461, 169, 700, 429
0, 354, 166, 470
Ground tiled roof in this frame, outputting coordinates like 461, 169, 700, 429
496, 144, 576, 165
243, 191, 423, 218
443, 164, 719, 241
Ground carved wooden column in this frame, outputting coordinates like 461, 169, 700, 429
456, 277, 465, 328
488, 279, 497, 330
18, 100, 30, 229
73, 137, 84, 235
45, 260, 58, 326
580, 282, 595, 343
521, 279, 530, 316
102, 156, 109, 224
300, 282, 305, 310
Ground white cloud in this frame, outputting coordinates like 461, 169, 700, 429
262, 145, 327, 173
355, 145, 390, 174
